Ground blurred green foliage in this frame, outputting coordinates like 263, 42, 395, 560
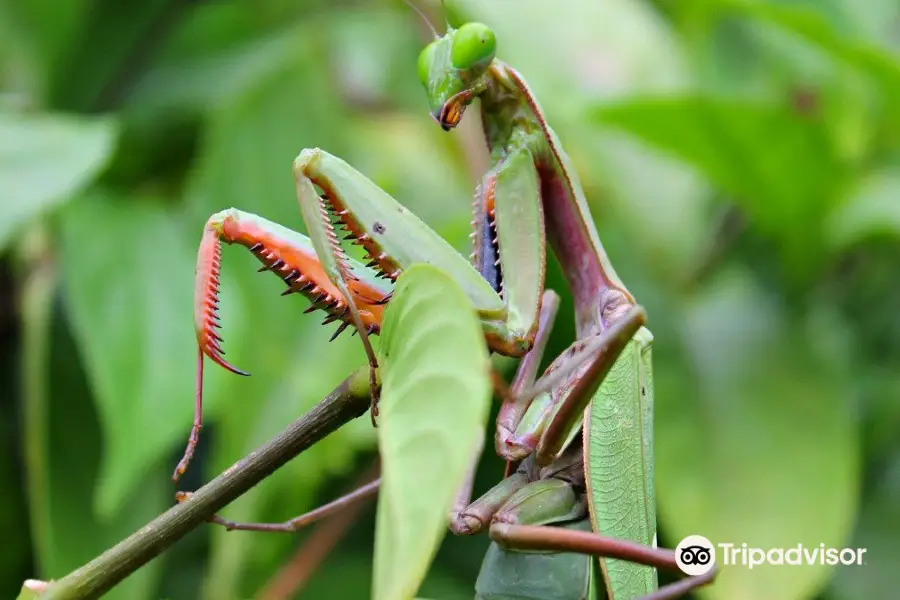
1, 0, 898, 599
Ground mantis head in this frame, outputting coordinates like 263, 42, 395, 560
417, 22, 496, 130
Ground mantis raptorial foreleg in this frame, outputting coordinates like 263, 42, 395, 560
174, 145, 547, 481
181, 288, 678, 599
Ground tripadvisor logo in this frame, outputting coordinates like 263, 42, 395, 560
718, 542, 867, 570
675, 535, 715, 576
675, 535, 868, 574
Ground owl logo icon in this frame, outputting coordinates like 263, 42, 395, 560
675, 535, 716, 576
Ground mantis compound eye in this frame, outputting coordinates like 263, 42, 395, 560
417, 40, 438, 87
451, 22, 496, 70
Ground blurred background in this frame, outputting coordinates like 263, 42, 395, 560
1, 0, 899, 598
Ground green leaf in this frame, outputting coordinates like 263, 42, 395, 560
593, 95, 843, 264
655, 269, 860, 600
131, 26, 310, 114
184, 23, 349, 234
837, 0, 900, 51
474, 521, 593, 600
57, 192, 196, 516
827, 169, 900, 249
0, 112, 115, 250
1, 296, 33, 591
373, 264, 491, 600
2, 0, 90, 100
41, 0, 172, 111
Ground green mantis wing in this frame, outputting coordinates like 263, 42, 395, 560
584, 328, 656, 598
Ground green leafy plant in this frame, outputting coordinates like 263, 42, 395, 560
2, 1, 898, 599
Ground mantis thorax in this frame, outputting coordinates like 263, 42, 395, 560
474, 63, 560, 174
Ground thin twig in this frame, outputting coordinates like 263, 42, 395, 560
256, 460, 381, 600
37, 368, 372, 600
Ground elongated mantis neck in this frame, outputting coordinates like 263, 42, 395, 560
478, 61, 635, 336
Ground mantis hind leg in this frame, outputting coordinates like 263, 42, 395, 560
475, 520, 595, 600
490, 524, 718, 600
465, 448, 593, 599
176, 478, 381, 533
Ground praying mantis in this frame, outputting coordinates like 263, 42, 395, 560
172, 9, 719, 600
412, 18, 717, 599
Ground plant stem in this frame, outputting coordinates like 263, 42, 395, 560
40, 367, 372, 600
18, 226, 56, 577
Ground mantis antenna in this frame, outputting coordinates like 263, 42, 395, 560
402, 0, 440, 39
